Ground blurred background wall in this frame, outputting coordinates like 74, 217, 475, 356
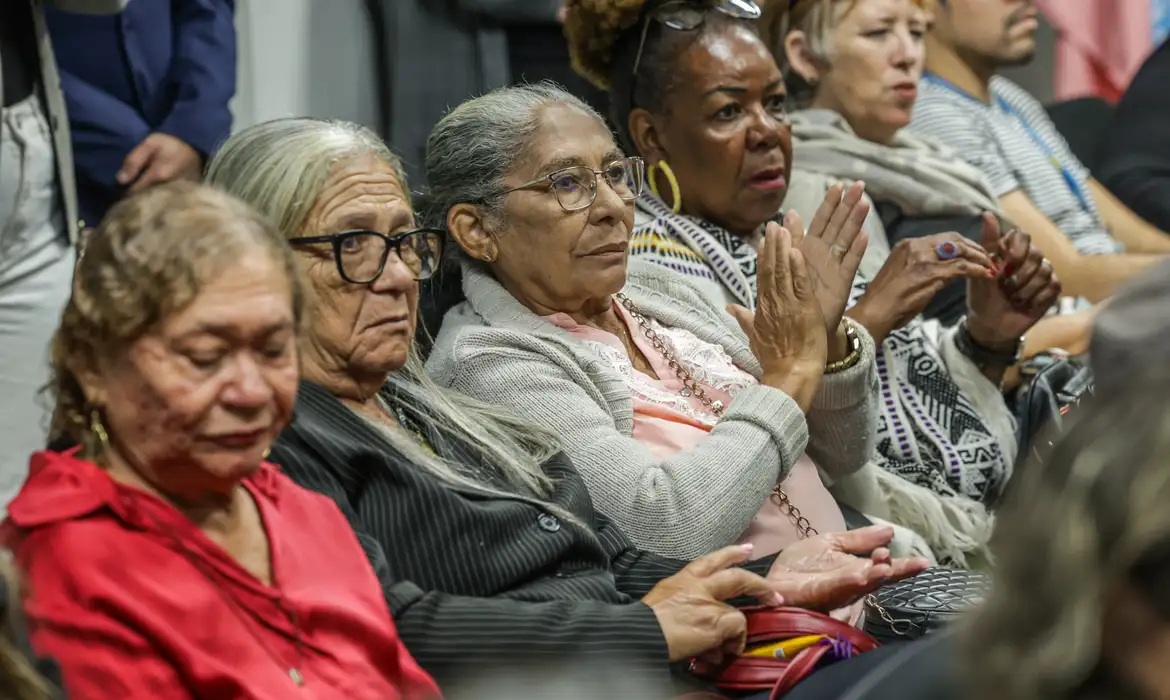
228, 0, 1060, 135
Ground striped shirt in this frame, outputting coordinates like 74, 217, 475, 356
269, 381, 774, 694
910, 74, 1123, 255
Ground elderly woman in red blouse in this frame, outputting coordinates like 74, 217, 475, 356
2, 182, 440, 700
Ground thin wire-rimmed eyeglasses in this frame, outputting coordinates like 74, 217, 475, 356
631, 0, 762, 88
496, 156, 646, 212
287, 228, 444, 284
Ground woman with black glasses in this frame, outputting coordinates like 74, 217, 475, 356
205, 116, 927, 696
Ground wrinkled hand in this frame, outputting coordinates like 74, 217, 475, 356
766, 526, 931, 612
966, 213, 1062, 349
644, 544, 784, 662
789, 182, 870, 340
117, 133, 203, 193
726, 224, 827, 409
846, 232, 993, 344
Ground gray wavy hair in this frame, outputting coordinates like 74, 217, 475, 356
206, 118, 563, 499
422, 81, 607, 245
963, 370, 1170, 700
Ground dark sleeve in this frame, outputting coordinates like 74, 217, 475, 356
596, 510, 775, 599
1098, 39, 1170, 232
269, 438, 672, 688
156, 0, 237, 156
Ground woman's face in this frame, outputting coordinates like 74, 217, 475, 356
296, 156, 420, 388
89, 251, 299, 491
635, 22, 792, 237
488, 104, 636, 315
803, 0, 929, 143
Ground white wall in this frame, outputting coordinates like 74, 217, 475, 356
231, 0, 380, 132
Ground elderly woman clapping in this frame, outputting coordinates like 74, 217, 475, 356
561, 0, 1063, 566
4, 183, 440, 700
205, 117, 927, 692
423, 81, 886, 577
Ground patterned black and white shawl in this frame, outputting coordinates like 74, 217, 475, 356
634, 193, 1015, 507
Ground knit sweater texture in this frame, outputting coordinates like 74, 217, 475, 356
426, 259, 879, 559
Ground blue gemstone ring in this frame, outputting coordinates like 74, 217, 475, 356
935, 241, 960, 260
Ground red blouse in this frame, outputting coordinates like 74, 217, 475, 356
5, 450, 441, 700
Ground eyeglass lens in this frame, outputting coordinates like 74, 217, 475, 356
337, 231, 442, 283
550, 159, 645, 211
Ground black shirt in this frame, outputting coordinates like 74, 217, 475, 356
269, 381, 782, 691
1, 0, 39, 107
1097, 37, 1170, 233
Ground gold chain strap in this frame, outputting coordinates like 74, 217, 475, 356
615, 293, 818, 540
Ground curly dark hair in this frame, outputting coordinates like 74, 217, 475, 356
565, 0, 756, 153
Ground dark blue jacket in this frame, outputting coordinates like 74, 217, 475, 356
45, 0, 236, 225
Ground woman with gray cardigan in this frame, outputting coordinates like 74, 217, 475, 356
424, 83, 884, 582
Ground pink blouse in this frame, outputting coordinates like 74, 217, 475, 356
544, 302, 861, 624
542, 301, 848, 553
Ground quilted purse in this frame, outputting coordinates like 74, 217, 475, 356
690, 606, 879, 699
862, 567, 990, 643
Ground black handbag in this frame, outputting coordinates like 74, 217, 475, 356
1011, 352, 1094, 462
862, 567, 990, 643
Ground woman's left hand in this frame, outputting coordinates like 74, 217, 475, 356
789, 182, 871, 341
967, 213, 1063, 348
765, 526, 931, 611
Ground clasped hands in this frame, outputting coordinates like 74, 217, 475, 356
643, 525, 930, 662
724, 183, 871, 411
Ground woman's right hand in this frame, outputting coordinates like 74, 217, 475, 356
643, 544, 783, 663
727, 223, 827, 411
847, 233, 994, 344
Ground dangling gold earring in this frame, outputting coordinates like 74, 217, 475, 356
262, 447, 271, 459
647, 160, 682, 214
89, 408, 110, 456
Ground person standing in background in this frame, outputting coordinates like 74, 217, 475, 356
44, 0, 236, 229
384, 0, 598, 185
0, 0, 126, 516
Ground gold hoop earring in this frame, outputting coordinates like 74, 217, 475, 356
647, 160, 682, 214
89, 409, 109, 452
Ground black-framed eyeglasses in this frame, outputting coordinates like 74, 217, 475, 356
287, 228, 444, 284
497, 156, 646, 212
631, 0, 762, 80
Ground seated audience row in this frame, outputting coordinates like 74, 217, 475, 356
5, 133, 925, 698
564, 0, 1057, 564
8, 0, 1170, 697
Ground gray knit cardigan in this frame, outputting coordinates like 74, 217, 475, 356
426, 259, 879, 559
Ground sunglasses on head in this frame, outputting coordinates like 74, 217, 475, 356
631, 0, 763, 77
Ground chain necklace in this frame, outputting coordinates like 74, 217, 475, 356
615, 293, 818, 540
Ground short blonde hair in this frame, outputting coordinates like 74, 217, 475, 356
789, 0, 928, 56
48, 181, 303, 446
784, 0, 929, 103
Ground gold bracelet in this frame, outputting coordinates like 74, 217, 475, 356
825, 319, 862, 374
